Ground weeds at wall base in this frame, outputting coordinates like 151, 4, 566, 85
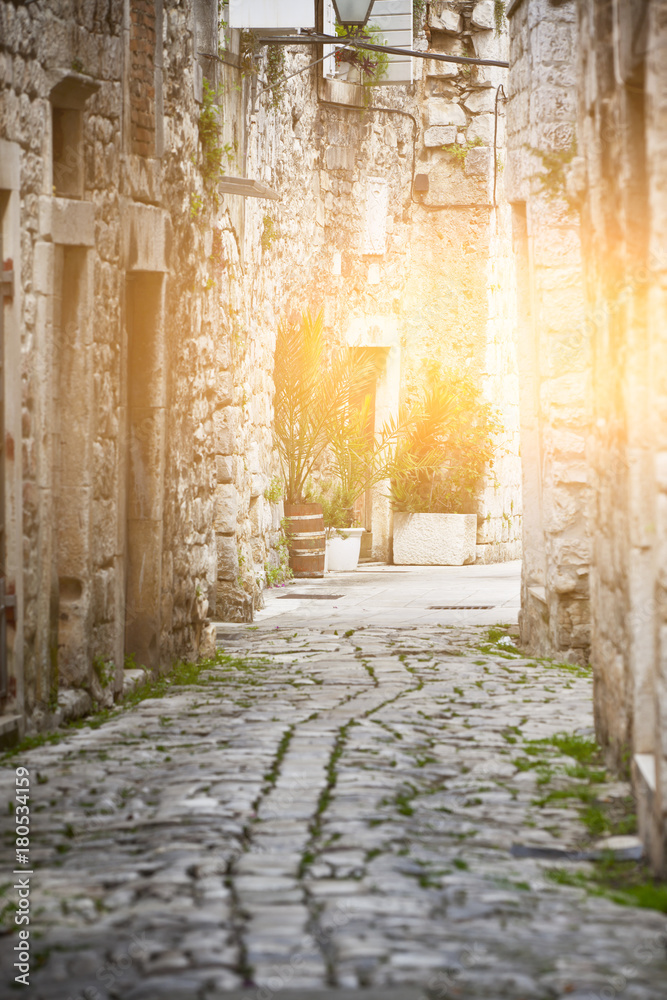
0, 650, 269, 761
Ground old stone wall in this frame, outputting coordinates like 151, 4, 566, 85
574, 0, 667, 875
506, 0, 592, 664
210, 0, 521, 599
507, 0, 667, 875
1, 0, 524, 737
0, 0, 224, 735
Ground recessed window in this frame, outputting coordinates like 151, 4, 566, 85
52, 106, 83, 199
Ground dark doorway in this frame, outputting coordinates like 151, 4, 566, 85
125, 272, 166, 671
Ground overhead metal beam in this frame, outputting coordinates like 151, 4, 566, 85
255, 33, 510, 69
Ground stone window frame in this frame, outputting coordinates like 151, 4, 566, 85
49, 73, 100, 200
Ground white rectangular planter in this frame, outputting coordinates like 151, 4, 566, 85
392, 513, 477, 566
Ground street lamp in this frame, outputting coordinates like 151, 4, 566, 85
331, 1, 375, 29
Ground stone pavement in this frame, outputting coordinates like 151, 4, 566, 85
1, 565, 666, 1000
256, 561, 522, 628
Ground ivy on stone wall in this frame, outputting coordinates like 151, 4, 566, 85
199, 78, 234, 185
528, 137, 578, 207
267, 44, 286, 109
494, 1, 506, 35
413, 0, 426, 34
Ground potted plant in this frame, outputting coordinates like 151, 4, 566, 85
273, 310, 379, 576
390, 368, 501, 566
334, 21, 389, 92
317, 393, 416, 572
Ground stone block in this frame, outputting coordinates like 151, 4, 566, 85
92, 568, 115, 623
123, 201, 169, 272
215, 371, 234, 406
0, 138, 20, 189
215, 584, 253, 623
57, 688, 93, 722
471, 1, 495, 30
424, 126, 457, 147
464, 89, 497, 114
472, 30, 505, 62
535, 19, 575, 66
393, 513, 477, 566
428, 99, 467, 127
476, 516, 502, 545
216, 455, 234, 484
39, 197, 95, 246
429, 8, 462, 33
32, 241, 54, 294
466, 113, 495, 144
216, 534, 239, 581
425, 59, 458, 78
127, 409, 166, 520
249, 496, 270, 535
250, 473, 266, 498
465, 146, 491, 176
215, 484, 238, 534
213, 406, 240, 455
424, 157, 490, 206
325, 146, 356, 171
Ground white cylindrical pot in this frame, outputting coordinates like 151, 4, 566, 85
326, 527, 364, 572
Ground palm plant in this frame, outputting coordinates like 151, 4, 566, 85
390, 369, 501, 514
273, 310, 380, 504
320, 393, 410, 528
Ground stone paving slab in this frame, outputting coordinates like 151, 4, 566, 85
1, 610, 666, 1000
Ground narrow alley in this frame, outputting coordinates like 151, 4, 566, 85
2, 567, 666, 1000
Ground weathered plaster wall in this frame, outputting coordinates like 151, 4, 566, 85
506, 0, 592, 664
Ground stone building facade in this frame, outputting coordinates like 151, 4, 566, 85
1, 0, 522, 738
507, 0, 667, 874
0, 0, 228, 739
575, 0, 667, 877
506, 0, 592, 665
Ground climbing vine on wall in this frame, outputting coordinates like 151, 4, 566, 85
494, 0, 506, 35
528, 137, 578, 206
413, 0, 426, 34
267, 44, 286, 109
199, 78, 234, 185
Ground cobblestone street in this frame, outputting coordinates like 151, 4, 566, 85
2, 569, 666, 1000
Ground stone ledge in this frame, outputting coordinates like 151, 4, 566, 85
39, 197, 95, 246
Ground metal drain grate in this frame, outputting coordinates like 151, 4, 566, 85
277, 593, 344, 600
429, 605, 494, 610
